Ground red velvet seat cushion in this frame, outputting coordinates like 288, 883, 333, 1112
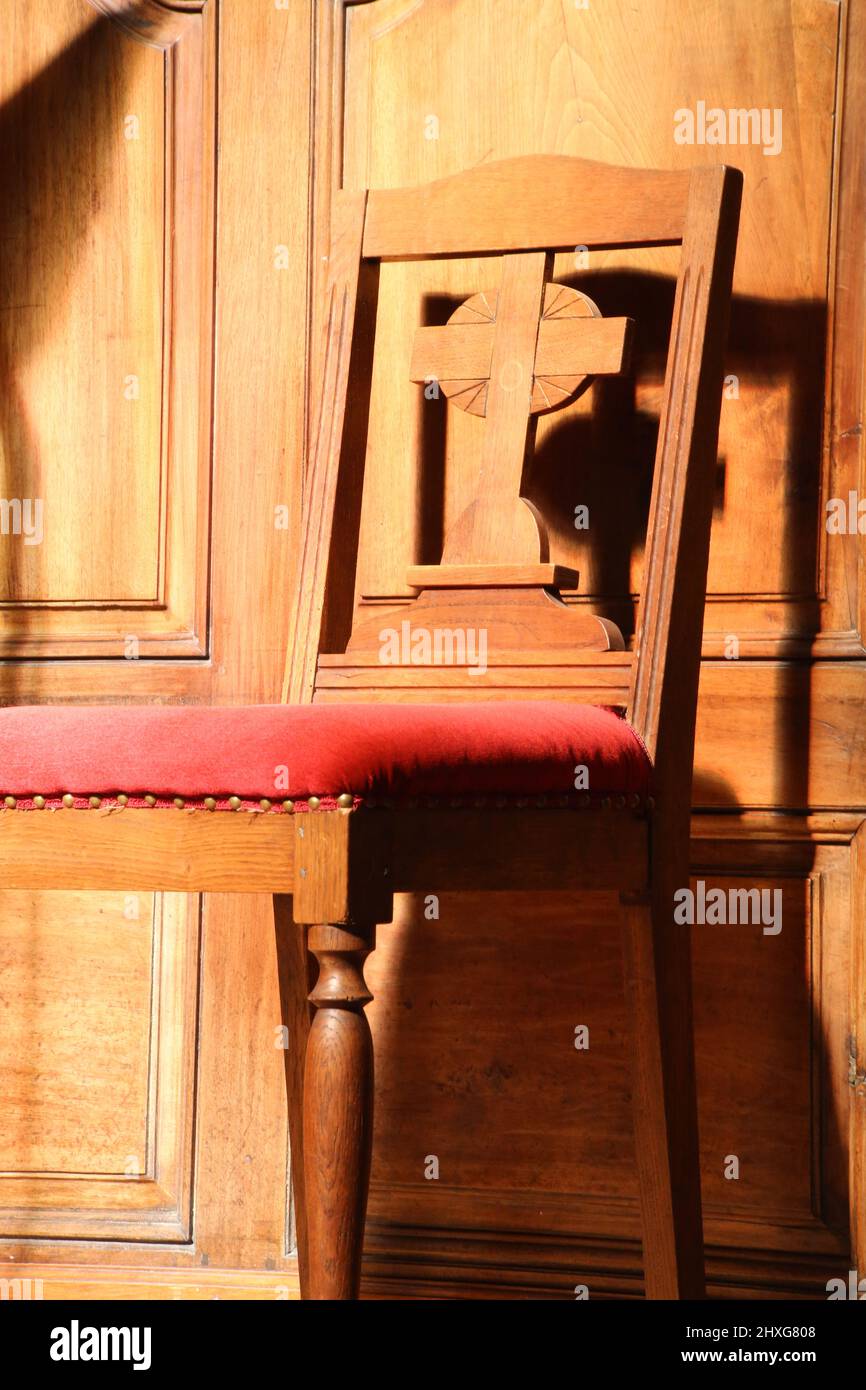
0, 702, 651, 804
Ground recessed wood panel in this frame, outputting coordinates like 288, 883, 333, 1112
365, 823, 852, 1293
367, 882, 813, 1213
0, 891, 152, 1174
0, 0, 215, 655
0, 890, 199, 1241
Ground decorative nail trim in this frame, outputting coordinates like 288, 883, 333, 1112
0, 793, 367, 813
0, 790, 654, 814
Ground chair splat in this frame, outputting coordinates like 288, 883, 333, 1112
409, 254, 633, 583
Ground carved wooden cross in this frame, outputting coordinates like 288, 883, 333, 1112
409, 251, 633, 581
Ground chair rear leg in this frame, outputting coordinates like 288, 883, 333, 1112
619, 889, 705, 1299
273, 895, 315, 1298
304, 919, 375, 1300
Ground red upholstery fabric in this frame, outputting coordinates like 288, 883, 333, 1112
0, 702, 651, 802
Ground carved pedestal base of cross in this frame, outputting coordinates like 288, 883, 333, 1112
346, 584, 624, 665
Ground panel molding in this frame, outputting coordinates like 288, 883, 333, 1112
0, 1261, 300, 1300
0, 894, 199, 1242
87, 3, 208, 53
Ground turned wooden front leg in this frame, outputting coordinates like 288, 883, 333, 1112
304, 920, 375, 1301
292, 808, 392, 1301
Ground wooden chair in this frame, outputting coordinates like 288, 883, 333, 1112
0, 154, 741, 1301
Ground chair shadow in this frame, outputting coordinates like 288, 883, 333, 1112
0, 14, 140, 608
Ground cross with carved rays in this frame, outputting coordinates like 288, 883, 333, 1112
409, 252, 633, 577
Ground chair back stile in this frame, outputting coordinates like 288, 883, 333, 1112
284, 155, 742, 808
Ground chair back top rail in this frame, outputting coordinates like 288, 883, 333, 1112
362, 154, 692, 258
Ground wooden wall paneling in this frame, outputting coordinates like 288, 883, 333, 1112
0, 0, 311, 1300
693, 660, 866, 811
2, 0, 862, 1303
308, 0, 865, 1298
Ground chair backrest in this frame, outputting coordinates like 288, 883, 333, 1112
285, 154, 742, 804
